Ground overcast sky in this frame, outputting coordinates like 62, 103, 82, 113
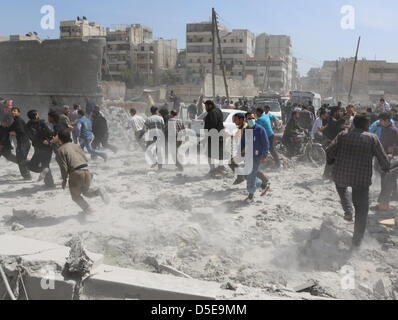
1, 0, 397, 76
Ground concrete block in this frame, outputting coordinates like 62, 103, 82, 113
0, 235, 103, 271
83, 265, 223, 300
22, 274, 75, 300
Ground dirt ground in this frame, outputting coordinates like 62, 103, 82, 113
1, 107, 398, 300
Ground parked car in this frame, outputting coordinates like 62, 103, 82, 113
190, 109, 247, 136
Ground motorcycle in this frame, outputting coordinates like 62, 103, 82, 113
274, 130, 326, 166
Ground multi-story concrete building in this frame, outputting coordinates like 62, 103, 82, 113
245, 57, 288, 92
9, 34, 42, 41
302, 58, 398, 103
255, 34, 294, 92
186, 21, 225, 82
104, 24, 153, 79
131, 38, 177, 80
186, 22, 255, 82
60, 19, 106, 39
186, 22, 297, 92
221, 29, 255, 79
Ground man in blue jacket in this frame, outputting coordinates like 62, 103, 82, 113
241, 115, 270, 203
256, 106, 281, 168
77, 110, 107, 161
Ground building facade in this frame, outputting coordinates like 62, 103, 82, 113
131, 38, 177, 80
60, 19, 106, 39
185, 22, 297, 92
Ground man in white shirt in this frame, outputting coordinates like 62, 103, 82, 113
126, 108, 146, 149
312, 109, 328, 140
380, 98, 391, 113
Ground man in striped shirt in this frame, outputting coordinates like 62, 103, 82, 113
166, 110, 185, 171
144, 106, 165, 170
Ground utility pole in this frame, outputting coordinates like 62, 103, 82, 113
348, 36, 361, 103
214, 9, 229, 104
211, 8, 216, 101
335, 60, 339, 101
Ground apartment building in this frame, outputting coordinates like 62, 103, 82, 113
302, 58, 398, 103
186, 22, 257, 83
245, 57, 288, 92
131, 38, 177, 80
60, 19, 106, 39
104, 24, 153, 78
9, 34, 42, 41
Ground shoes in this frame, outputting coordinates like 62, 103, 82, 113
98, 188, 110, 204
24, 175, 32, 181
233, 176, 245, 185
344, 213, 353, 222
244, 194, 254, 204
83, 207, 95, 215
38, 168, 50, 182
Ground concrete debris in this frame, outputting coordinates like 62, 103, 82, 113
294, 279, 317, 293
373, 279, 388, 299
63, 236, 93, 278
10, 223, 24, 232
358, 283, 373, 296
144, 256, 192, 278
221, 282, 237, 291
12, 209, 38, 220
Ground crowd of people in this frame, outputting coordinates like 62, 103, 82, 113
0, 96, 114, 214
1, 93, 398, 249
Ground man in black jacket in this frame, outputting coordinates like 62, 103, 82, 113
0, 117, 18, 165
323, 106, 345, 179
282, 111, 302, 158
24, 110, 55, 187
204, 100, 225, 175
91, 106, 118, 154
8, 107, 32, 180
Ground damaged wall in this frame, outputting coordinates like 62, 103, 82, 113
0, 38, 106, 117
204, 74, 259, 98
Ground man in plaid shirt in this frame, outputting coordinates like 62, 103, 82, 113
326, 114, 390, 249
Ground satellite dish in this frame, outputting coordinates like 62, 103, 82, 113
83, 16, 87, 20
77, 16, 80, 21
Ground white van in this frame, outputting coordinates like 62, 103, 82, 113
289, 91, 322, 112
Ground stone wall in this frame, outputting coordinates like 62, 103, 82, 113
0, 38, 106, 118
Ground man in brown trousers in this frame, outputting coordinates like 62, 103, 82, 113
56, 129, 109, 214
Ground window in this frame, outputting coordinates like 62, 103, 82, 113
150, 46, 154, 51
208, 59, 212, 63
197, 59, 200, 63
231, 39, 234, 43
239, 50, 243, 54
239, 39, 243, 43
141, 47, 144, 51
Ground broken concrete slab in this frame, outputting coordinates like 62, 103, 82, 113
293, 279, 317, 293
0, 235, 103, 271
83, 264, 225, 300
373, 279, 388, 299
